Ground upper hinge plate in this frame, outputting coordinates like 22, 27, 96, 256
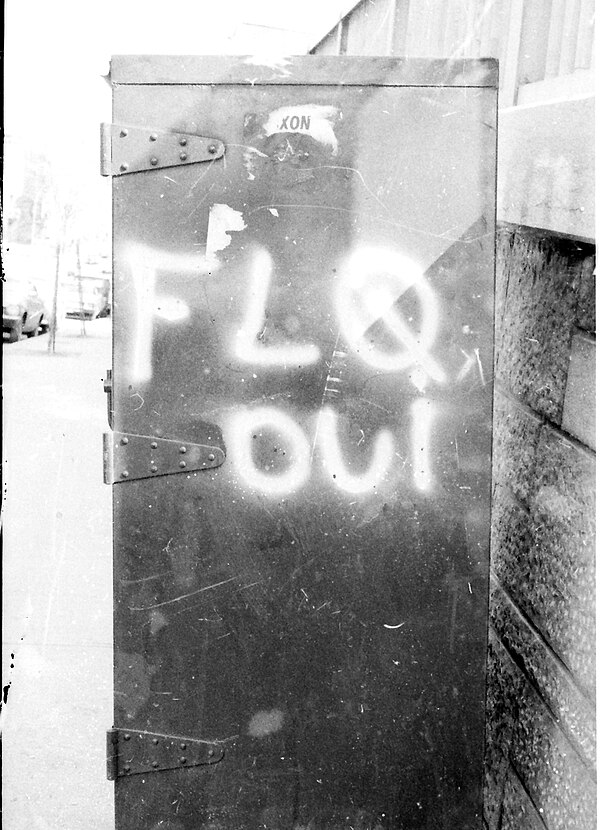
100, 124, 225, 176
107, 728, 225, 780
103, 431, 225, 484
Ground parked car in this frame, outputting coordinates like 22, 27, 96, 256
63, 276, 111, 320
3, 278, 48, 342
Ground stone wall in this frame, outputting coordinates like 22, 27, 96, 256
485, 226, 596, 829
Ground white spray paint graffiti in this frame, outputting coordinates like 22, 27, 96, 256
225, 407, 311, 496
234, 246, 321, 367
411, 399, 435, 492
335, 247, 446, 385
124, 237, 447, 495
224, 406, 395, 497
317, 407, 394, 494
125, 244, 215, 383
154, 296, 191, 323
224, 402, 434, 496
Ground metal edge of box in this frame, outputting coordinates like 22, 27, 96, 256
110, 55, 499, 88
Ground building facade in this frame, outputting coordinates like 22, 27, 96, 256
311, 2, 596, 827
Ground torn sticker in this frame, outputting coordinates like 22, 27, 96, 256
263, 105, 340, 155
242, 146, 268, 181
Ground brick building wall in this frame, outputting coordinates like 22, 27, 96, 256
485, 227, 596, 829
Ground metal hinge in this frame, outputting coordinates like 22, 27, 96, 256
103, 431, 225, 484
100, 124, 225, 176
103, 369, 113, 429
107, 728, 224, 780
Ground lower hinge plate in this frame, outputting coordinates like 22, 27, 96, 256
103, 431, 226, 484
107, 728, 225, 780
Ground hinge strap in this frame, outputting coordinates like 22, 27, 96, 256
103, 430, 225, 484
107, 728, 224, 779
100, 124, 225, 176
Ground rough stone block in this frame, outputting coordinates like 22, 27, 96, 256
562, 332, 596, 450
500, 764, 546, 830
510, 684, 596, 829
576, 256, 596, 334
485, 635, 517, 830
530, 427, 596, 692
487, 635, 597, 830
492, 392, 542, 502
490, 581, 596, 768
495, 229, 586, 423
491, 491, 532, 578
492, 428, 596, 695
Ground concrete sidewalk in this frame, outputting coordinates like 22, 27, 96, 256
2, 319, 114, 828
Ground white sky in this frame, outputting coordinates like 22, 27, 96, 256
4, 0, 357, 250
5, 0, 356, 157
4, 0, 357, 244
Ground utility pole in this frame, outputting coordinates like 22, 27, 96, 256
47, 238, 61, 354
76, 238, 86, 336
47, 203, 72, 354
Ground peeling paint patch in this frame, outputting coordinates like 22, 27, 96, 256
206, 203, 247, 264
248, 708, 285, 738
243, 55, 292, 75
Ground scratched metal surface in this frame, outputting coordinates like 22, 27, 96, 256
110, 57, 496, 830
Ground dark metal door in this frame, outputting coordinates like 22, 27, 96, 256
105, 56, 497, 830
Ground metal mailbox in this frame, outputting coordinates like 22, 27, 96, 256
103, 56, 497, 830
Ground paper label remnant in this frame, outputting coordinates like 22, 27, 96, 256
206, 203, 247, 263
263, 105, 340, 154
